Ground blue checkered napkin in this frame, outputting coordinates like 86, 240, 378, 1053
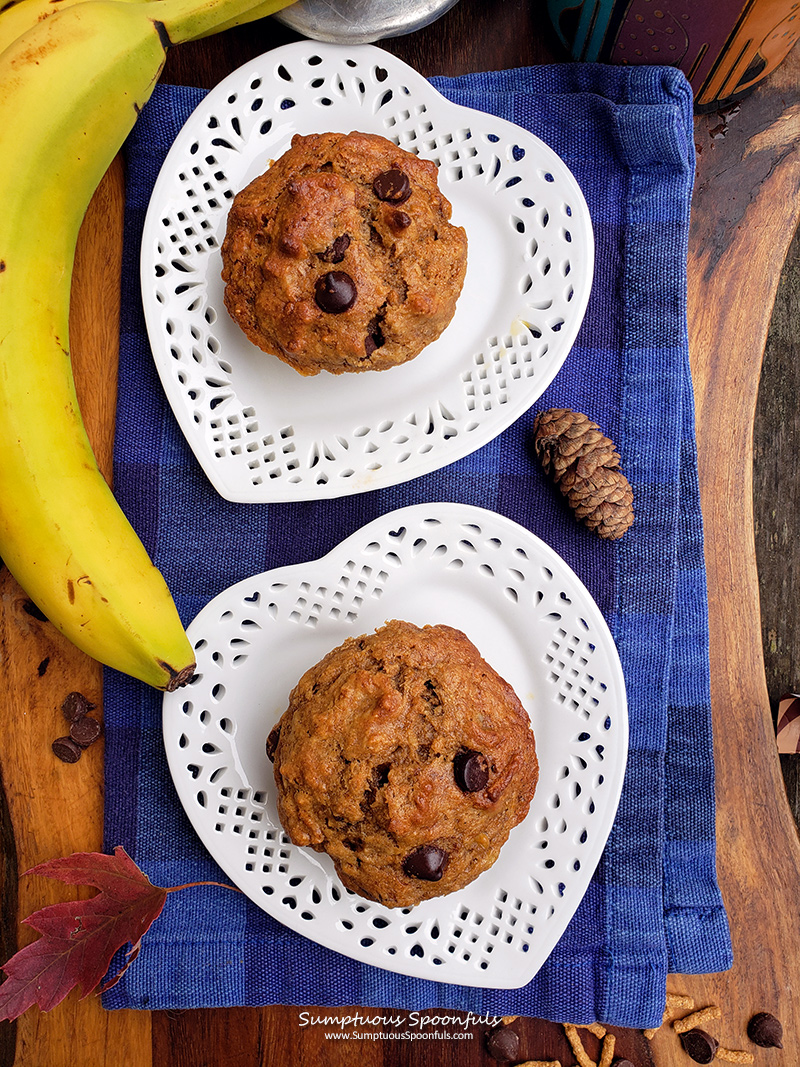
101, 63, 732, 1027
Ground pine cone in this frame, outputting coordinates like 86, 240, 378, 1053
532, 408, 634, 540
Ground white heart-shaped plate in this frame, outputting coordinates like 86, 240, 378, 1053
141, 42, 593, 503
163, 503, 627, 988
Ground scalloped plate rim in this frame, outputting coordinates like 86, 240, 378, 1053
141, 42, 594, 503
162, 503, 627, 988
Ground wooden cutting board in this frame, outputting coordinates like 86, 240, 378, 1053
1, 3, 800, 1063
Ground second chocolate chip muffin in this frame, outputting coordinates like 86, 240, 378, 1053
220, 131, 468, 375
268, 621, 538, 908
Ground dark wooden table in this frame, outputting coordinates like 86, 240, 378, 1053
2, 1, 800, 1064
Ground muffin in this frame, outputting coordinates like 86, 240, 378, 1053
220, 131, 468, 375
268, 621, 538, 908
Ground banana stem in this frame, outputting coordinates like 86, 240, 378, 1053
152, 0, 295, 45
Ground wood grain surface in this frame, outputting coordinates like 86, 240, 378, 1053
754, 185, 800, 828
1, 1, 800, 1064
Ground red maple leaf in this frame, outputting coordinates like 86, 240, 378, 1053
0, 846, 169, 1020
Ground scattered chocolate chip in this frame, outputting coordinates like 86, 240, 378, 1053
319, 233, 350, 263
266, 724, 281, 762
485, 1025, 520, 1062
69, 715, 102, 749
314, 270, 357, 313
402, 844, 448, 881
373, 168, 411, 204
453, 749, 489, 792
679, 1028, 719, 1064
62, 691, 96, 722
747, 1012, 783, 1048
388, 210, 411, 233
52, 736, 82, 764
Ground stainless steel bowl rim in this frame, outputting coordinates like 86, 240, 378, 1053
273, 0, 461, 44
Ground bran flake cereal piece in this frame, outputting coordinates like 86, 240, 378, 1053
563, 1024, 597, 1067
577, 1023, 607, 1039
598, 1033, 616, 1067
715, 1050, 754, 1064
673, 1005, 722, 1035
644, 992, 697, 1039
667, 993, 697, 1011
516, 1062, 562, 1067
501, 1016, 519, 1025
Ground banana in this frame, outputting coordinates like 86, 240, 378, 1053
0, 0, 289, 55
0, 0, 291, 689
0, 0, 137, 55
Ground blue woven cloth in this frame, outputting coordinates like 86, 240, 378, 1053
102, 63, 732, 1027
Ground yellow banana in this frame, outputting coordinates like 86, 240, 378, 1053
0, 0, 288, 55
0, 0, 292, 689
0, 0, 137, 55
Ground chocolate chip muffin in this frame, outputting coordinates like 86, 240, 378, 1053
220, 131, 468, 375
268, 621, 538, 908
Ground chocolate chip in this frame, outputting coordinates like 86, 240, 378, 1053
402, 844, 448, 881
453, 749, 489, 792
611, 1060, 636, 1067
485, 1026, 520, 1062
747, 1012, 783, 1048
69, 715, 102, 749
389, 210, 411, 232
319, 234, 350, 263
314, 271, 357, 313
52, 736, 82, 764
679, 1029, 719, 1064
266, 724, 281, 762
61, 691, 96, 722
373, 168, 411, 204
